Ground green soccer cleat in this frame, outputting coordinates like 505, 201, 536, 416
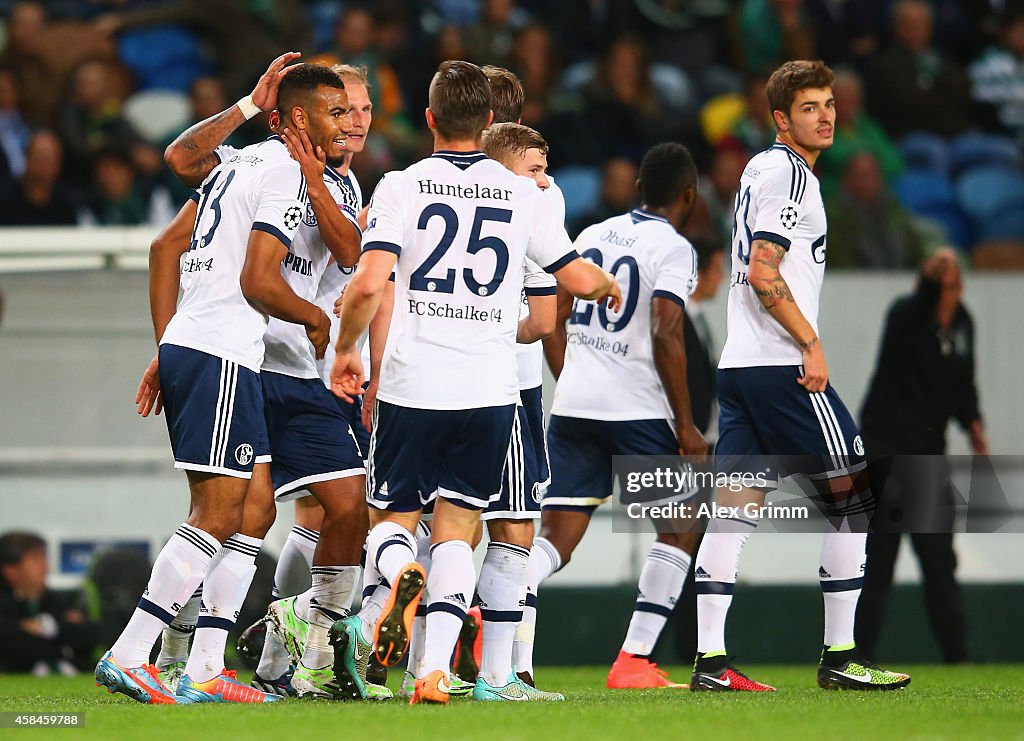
291, 662, 348, 700
449, 674, 475, 697
472, 672, 563, 702
265, 596, 309, 666
818, 649, 911, 691
157, 661, 186, 695
365, 682, 394, 700
328, 615, 372, 700
399, 670, 416, 699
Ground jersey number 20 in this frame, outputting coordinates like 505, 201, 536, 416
568, 247, 639, 331
411, 203, 511, 296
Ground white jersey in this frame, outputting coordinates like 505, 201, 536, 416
160, 137, 306, 371
719, 143, 828, 368
551, 209, 697, 421
517, 257, 557, 390
363, 150, 576, 410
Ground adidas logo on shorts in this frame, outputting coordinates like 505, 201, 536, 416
819, 566, 832, 578
444, 593, 468, 608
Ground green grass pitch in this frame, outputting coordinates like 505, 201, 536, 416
2, 666, 1022, 740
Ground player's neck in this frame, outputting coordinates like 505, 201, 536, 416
433, 134, 482, 153
774, 134, 819, 168
639, 203, 681, 230
336, 152, 354, 176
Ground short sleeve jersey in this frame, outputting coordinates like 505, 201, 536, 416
719, 143, 828, 368
362, 151, 577, 410
551, 209, 698, 421
160, 137, 306, 371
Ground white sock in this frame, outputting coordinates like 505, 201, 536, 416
478, 542, 530, 686
405, 526, 433, 677
111, 523, 220, 668
157, 586, 202, 669
300, 565, 360, 669
357, 555, 388, 645
366, 521, 417, 586
695, 516, 757, 655
273, 526, 318, 598
512, 536, 560, 677
185, 534, 261, 683
420, 540, 475, 677
820, 531, 866, 648
621, 542, 691, 657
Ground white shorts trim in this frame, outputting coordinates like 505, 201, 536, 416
274, 467, 366, 500
436, 485, 491, 510
255, 454, 273, 464
541, 494, 611, 508
174, 461, 253, 479
481, 509, 542, 521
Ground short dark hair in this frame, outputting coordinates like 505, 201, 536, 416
481, 122, 548, 166
277, 64, 346, 120
765, 60, 835, 116
0, 532, 45, 566
482, 65, 524, 124
428, 60, 492, 140
690, 234, 725, 273
638, 142, 697, 208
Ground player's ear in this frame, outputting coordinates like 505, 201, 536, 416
425, 108, 436, 131
292, 105, 307, 130
772, 108, 788, 132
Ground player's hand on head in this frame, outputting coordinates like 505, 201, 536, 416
282, 127, 326, 180
677, 424, 708, 463
797, 339, 829, 393
307, 309, 332, 360
135, 354, 163, 417
331, 348, 365, 403
251, 51, 302, 111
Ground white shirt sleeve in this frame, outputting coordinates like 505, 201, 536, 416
652, 239, 698, 308
361, 172, 404, 255
526, 190, 578, 272
252, 163, 306, 247
751, 164, 807, 251
523, 256, 557, 295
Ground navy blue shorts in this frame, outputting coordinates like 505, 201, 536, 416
542, 415, 685, 512
484, 385, 549, 521
716, 365, 865, 483
261, 371, 365, 500
366, 400, 516, 512
159, 344, 270, 479
336, 393, 371, 462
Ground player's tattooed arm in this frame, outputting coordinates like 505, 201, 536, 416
749, 240, 795, 309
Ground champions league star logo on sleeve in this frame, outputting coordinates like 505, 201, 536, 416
780, 206, 799, 230
283, 206, 303, 230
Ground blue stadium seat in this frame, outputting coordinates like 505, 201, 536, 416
893, 169, 972, 249
117, 26, 211, 93
956, 165, 1024, 241
551, 166, 602, 225
900, 132, 949, 173
948, 132, 1020, 174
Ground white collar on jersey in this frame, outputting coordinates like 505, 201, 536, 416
629, 208, 669, 225
770, 141, 811, 169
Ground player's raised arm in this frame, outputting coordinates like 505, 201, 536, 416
165, 52, 301, 186
747, 238, 827, 392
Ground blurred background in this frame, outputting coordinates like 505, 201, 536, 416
1, 0, 1023, 674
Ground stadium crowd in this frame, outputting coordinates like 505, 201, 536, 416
1, 0, 1024, 266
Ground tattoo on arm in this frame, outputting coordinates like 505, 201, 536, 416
750, 239, 796, 310
170, 109, 239, 172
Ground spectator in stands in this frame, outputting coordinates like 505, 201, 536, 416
570, 157, 638, 237
0, 65, 30, 183
732, 0, 816, 77
817, 68, 903, 199
685, 139, 749, 244
84, 148, 148, 226
969, 8, 1024, 141
804, 0, 887, 70
0, 130, 79, 226
825, 152, 924, 269
869, 0, 971, 138
510, 24, 561, 130
730, 76, 775, 153
57, 59, 159, 186
0, 2, 61, 126
0, 532, 100, 674
464, 0, 530, 68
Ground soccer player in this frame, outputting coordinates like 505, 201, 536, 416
330, 60, 621, 705
513, 142, 707, 691
96, 63, 335, 706
143, 63, 369, 701
689, 60, 910, 692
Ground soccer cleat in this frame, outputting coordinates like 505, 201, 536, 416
158, 661, 187, 695
176, 670, 280, 703
365, 682, 394, 700
607, 651, 688, 689
473, 672, 565, 702
94, 651, 179, 704
690, 653, 776, 692
449, 674, 475, 697
251, 667, 296, 698
327, 615, 371, 700
236, 615, 268, 662
453, 606, 481, 682
818, 647, 911, 691
373, 563, 426, 667
291, 662, 347, 700
399, 670, 416, 699
410, 669, 450, 705
265, 596, 309, 666
516, 669, 536, 688
366, 653, 388, 687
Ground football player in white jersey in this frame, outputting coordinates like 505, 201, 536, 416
690, 60, 910, 692
96, 63, 339, 706
514, 142, 707, 692
138, 62, 372, 700
330, 60, 621, 705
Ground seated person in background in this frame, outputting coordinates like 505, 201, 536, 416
969, 8, 1024, 140
570, 157, 638, 237
825, 152, 924, 269
0, 130, 79, 226
0, 532, 100, 674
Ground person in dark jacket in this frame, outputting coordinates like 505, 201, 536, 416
855, 248, 988, 664
0, 532, 101, 673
